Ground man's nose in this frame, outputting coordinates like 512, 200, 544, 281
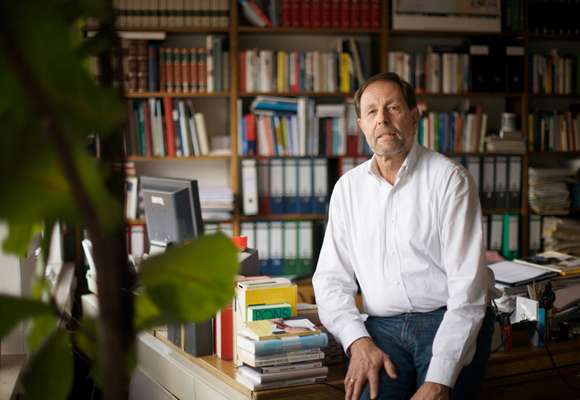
377, 109, 391, 125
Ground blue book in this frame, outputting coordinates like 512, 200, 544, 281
147, 43, 159, 92
237, 332, 328, 356
253, 102, 298, 113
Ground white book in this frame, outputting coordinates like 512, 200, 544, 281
177, 100, 191, 156
238, 364, 328, 384
185, 100, 200, 155
258, 361, 323, 374
235, 372, 326, 390
194, 112, 209, 155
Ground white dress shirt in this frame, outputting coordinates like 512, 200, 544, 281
312, 143, 495, 388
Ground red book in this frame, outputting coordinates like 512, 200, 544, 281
163, 97, 176, 157
350, 0, 360, 28
165, 48, 174, 92
370, 0, 380, 28
173, 48, 182, 93
330, 0, 340, 27
325, 118, 333, 155
197, 48, 207, 92
281, 0, 291, 27
215, 303, 233, 361
180, 48, 190, 92
321, 0, 331, 27
143, 101, 153, 156
189, 48, 198, 93
239, 51, 246, 92
340, 0, 350, 27
311, 0, 321, 27
347, 134, 358, 155
244, 114, 257, 155
301, 0, 311, 27
290, 0, 300, 27
360, 0, 370, 27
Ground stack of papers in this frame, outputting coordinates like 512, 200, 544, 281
528, 167, 574, 215
489, 260, 558, 286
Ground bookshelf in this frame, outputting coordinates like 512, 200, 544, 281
111, 0, 580, 267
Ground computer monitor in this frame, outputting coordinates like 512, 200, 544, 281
140, 176, 204, 248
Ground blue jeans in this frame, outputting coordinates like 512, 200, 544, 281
351, 307, 495, 400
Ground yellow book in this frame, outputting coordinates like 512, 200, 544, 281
340, 53, 350, 93
240, 318, 320, 341
277, 51, 285, 92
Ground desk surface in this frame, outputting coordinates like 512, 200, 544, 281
172, 336, 580, 400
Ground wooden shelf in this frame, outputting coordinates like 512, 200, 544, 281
240, 155, 353, 160
85, 25, 230, 34
528, 151, 580, 157
527, 32, 580, 41
125, 92, 230, 98
482, 208, 523, 215
239, 214, 327, 222
416, 92, 523, 98
390, 30, 524, 38
528, 93, 580, 99
238, 27, 381, 34
127, 155, 231, 161
239, 91, 354, 97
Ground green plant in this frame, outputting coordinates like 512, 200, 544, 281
0, 1, 238, 399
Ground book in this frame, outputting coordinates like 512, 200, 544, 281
236, 332, 328, 356
240, 318, 320, 341
514, 251, 580, 276
257, 360, 323, 374
236, 347, 325, 367
235, 372, 326, 390
237, 364, 328, 383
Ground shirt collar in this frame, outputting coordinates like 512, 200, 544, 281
366, 142, 420, 183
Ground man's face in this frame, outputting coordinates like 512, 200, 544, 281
357, 80, 418, 157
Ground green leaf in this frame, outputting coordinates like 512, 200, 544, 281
138, 234, 238, 326
0, 295, 53, 339
27, 314, 58, 354
134, 291, 164, 332
2, 222, 42, 256
19, 329, 73, 400
75, 317, 103, 388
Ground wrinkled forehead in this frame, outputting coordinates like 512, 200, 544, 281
360, 81, 406, 108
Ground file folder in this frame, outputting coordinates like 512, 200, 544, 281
495, 156, 508, 208
283, 222, 298, 275
298, 158, 314, 213
256, 222, 270, 274
508, 156, 522, 209
269, 221, 284, 275
482, 156, 495, 209
284, 158, 299, 213
270, 158, 284, 214
297, 221, 314, 277
240, 222, 256, 250
489, 214, 503, 251
258, 158, 270, 214
241, 158, 259, 215
466, 156, 481, 192
313, 158, 328, 213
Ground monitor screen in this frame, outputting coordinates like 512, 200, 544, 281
140, 176, 204, 247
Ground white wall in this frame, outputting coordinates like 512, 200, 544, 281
0, 223, 36, 355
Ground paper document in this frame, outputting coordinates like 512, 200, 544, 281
489, 261, 558, 286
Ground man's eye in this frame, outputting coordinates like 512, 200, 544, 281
367, 110, 376, 115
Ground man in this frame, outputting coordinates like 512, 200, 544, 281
312, 72, 496, 400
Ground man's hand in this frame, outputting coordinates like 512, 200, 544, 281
410, 382, 449, 400
344, 337, 397, 400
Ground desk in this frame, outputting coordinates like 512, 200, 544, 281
137, 331, 580, 400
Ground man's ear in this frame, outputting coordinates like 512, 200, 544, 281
411, 108, 419, 128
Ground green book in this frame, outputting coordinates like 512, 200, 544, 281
247, 303, 292, 321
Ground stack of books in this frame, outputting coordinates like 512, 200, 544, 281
235, 318, 329, 390
543, 217, 580, 255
